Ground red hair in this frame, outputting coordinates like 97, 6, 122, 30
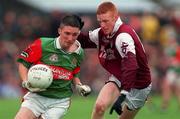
97, 1, 118, 15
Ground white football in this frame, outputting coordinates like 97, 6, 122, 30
27, 64, 53, 89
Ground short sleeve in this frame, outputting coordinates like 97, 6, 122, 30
17, 39, 42, 67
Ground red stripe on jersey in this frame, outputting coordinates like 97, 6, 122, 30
176, 47, 180, 62
73, 67, 80, 74
36, 62, 75, 80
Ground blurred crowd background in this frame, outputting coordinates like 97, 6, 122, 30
0, 0, 180, 108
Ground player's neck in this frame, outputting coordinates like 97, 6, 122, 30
62, 43, 78, 53
68, 43, 78, 53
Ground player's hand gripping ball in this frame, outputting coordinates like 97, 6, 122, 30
27, 64, 53, 89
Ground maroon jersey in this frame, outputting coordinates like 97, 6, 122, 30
78, 19, 151, 91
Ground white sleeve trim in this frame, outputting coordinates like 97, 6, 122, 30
115, 33, 136, 58
89, 28, 100, 46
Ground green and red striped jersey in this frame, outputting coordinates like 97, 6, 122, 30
17, 37, 84, 98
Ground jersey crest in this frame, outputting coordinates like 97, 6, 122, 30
72, 57, 78, 65
49, 54, 58, 62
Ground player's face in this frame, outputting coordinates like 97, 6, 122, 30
97, 11, 117, 35
58, 26, 80, 49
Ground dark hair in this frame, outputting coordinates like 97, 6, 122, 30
60, 15, 84, 30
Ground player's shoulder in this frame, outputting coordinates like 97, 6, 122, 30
37, 37, 56, 50
88, 28, 100, 45
77, 45, 85, 56
116, 32, 133, 43
79, 48, 84, 56
89, 28, 101, 36
120, 23, 133, 31
40, 37, 55, 42
39, 37, 55, 45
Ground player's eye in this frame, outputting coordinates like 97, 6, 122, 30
64, 32, 71, 35
72, 33, 79, 37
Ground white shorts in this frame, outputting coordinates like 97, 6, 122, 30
125, 84, 152, 110
107, 75, 122, 88
21, 92, 70, 119
107, 75, 152, 110
166, 70, 180, 86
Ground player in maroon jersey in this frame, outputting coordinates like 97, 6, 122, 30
78, 2, 152, 119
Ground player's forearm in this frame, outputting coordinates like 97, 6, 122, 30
73, 77, 82, 85
18, 63, 28, 81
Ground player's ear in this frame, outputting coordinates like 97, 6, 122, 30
58, 27, 61, 35
78, 31, 81, 35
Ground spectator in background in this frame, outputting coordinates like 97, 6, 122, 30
160, 25, 180, 110
140, 12, 160, 76
141, 12, 160, 44
49, 10, 63, 37
0, 11, 18, 40
0, 41, 21, 98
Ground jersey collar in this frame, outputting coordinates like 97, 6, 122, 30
55, 37, 82, 54
107, 17, 123, 38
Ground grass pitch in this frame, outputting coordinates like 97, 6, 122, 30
0, 95, 179, 119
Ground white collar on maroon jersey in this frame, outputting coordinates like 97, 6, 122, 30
55, 37, 81, 54
107, 17, 123, 38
